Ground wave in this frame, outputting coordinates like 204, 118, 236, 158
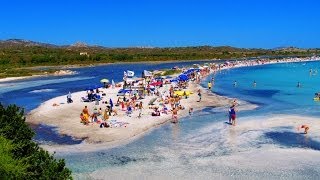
0, 76, 95, 94
29, 89, 56, 93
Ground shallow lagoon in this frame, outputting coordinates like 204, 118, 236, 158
62, 61, 320, 179
2, 60, 320, 179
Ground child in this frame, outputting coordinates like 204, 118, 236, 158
298, 125, 309, 134
197, 89, 202, 102
189, 108, 193, 116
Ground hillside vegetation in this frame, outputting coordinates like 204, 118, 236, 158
0, 39, 319, 77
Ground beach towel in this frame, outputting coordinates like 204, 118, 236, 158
109, 120, 129, 127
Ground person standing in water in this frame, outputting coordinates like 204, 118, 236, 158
189, 107, 193, 116
253, 80, 257, 87
172, 107, 179, 123
297, 82, 301, 88
229, 105, 237, 126
208, 81, 212, 90
233, 80, 237, 87
197, 89, 202, 102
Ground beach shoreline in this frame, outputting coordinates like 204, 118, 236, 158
0, 59, 215, 82
27, 81, 253, 145
26, 56, 320, 150
1, 55, 316, 83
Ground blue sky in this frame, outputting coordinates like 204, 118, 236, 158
1, 0, 320, 48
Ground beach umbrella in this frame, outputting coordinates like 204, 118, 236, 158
178, 74, 189, 81
100, 79, 110, 83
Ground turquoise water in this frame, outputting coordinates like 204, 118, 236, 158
54, 61, 320, 179
2, 60, 320, 178
212, 62, 320, 116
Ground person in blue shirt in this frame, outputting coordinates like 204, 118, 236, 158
228, 105, 237, 126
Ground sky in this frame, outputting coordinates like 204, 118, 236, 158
1, 0, 320, 48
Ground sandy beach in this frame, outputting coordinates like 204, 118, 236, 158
27, 80, 255, 145
26, 57, 320, 147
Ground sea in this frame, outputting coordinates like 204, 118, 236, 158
1, 60, 320, 179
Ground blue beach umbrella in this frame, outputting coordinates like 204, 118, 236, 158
178, 74, 189, 81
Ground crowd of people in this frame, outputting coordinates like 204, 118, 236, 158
74, 56, 317, 132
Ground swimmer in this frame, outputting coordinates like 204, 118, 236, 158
297, 82, 301, 88
298, 125, 309, 134
233, 80, 237, 87
253, 80, 257, 87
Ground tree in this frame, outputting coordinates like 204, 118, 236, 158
0, 104, 72, 179
0, 136, 27, 179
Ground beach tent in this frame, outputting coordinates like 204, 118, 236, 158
178, 74, 189, 81
183, 69, 194, 75
183, 68, 200, 74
